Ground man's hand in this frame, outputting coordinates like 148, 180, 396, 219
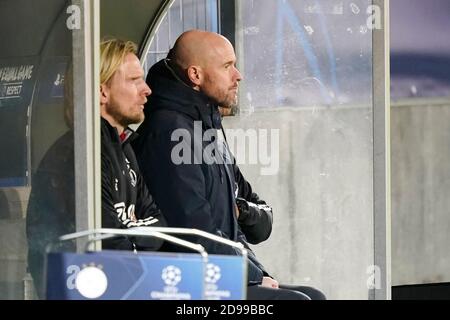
261, 276, 279, 289
235, 203, 240, 219
235, 198, 249, 221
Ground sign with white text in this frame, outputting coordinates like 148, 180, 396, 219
46, 250, 205, 300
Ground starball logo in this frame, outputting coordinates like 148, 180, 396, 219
204, 263, 232, 300
170, 121, 280, 176
162, 265, 182, 287
150, 265, 191, 300
205, 263, 221, 284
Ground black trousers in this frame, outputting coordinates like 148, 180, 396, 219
247, 284, 326, 300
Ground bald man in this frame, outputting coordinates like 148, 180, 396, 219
132, 30, 325, 300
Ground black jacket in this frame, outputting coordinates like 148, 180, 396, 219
132, 59, 268, 284
101, 118, 166, 251
218, 128, 273, 245
233, 163, 273, 245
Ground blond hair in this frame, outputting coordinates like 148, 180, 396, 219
100, 39, 138, 85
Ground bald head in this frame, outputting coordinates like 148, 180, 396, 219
168, 30, 242, 106
171, 30, 234, 69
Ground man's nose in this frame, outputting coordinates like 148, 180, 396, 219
143, 82, 152, 96
234, 67, 242, 82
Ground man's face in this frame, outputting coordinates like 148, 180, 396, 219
200, 41, 242, 107
102, 53, 151, 128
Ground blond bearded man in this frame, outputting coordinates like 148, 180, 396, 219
100, 39, 166, 250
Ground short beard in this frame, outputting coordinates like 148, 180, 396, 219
107, 105, 144, 128
215, 93, 238, 109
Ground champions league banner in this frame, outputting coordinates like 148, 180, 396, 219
204, 255, 247, 300
46, 250, 246, 300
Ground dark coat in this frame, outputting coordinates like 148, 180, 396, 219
217, 127, 273, 244
101, 118, 166, 251
233, 162, 273, 245
132, 59, 268, 284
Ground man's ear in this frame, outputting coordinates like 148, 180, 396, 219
100, 83, 109, 105
187, 65, 202, 87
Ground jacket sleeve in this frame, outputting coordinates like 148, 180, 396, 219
134, 128, 264, 284
234, 163, 273, 244
101, 155, 133, 250
101, 155, 165, 251
133, 169, 167, 250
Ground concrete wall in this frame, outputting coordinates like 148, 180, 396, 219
222, 100, 450, 298
391, 100, 450, 286
223, 106, 375, 299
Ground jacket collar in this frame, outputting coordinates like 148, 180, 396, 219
144, 59, 222, 130
101, 117, 138, 144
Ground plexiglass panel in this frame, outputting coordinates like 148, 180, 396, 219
226, 0, 375, 299
237, 0, 373, 110
0, 0, 92, 299
140, 0, 386, 299
144, 0, 219, 73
